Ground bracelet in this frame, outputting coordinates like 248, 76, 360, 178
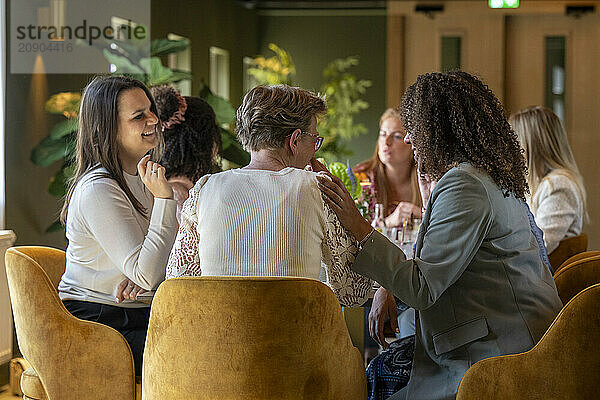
358, 228, 375, 249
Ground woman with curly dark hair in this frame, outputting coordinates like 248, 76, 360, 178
150, 85, 221, 221
315, 71, 562, 400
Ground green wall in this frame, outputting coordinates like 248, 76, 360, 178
257, 13, 387, 165
151, 0, 258, 106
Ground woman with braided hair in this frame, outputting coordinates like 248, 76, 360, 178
315, 71, 562, 400
150, 85, 221, 222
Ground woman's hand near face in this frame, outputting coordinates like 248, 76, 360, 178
137, 155, 173, 199
385, 202, 422, 227
316, 172, 372, 241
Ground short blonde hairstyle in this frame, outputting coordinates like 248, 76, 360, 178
235, 85, 327, 152
509, 106, 586, 210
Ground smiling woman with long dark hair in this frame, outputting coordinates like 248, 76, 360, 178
58, 75, 178, 377
316, 71, 563, 400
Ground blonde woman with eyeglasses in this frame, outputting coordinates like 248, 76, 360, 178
166, 85, 372, 307
354, 108, 422, 225
510, 106, 586, 254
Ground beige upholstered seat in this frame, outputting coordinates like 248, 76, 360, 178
5, 246, 137, 400
456, 283, 600, 400
143, 276, 367, 400
549, 233, 587, 273
554, 254, 600, 304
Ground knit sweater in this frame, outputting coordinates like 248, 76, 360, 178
529, 169, 584, 254
166, 167, 372, 307
59, 167, 178, 307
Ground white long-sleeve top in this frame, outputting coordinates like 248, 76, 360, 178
529, 169, 584, 254
166, 167, 372, 307
59, 167, 178, 307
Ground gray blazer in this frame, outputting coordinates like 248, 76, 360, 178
354, 163, 563, 400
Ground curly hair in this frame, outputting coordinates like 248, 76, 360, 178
151, 85, 221, 182
400, 71, 528, 200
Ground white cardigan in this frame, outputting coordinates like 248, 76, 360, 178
166, 167, 372, 307
529, 170, 584, 254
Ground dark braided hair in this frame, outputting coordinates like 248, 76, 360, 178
151, 85, 221, 182
400, 71, 529, 200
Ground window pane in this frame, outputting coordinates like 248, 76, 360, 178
209, 46, 230, 100
441, 36, 461, 72
545, 36, 566, 122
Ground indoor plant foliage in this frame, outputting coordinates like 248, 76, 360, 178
248, 44, 371, 162
198, 83, 250, 169
247, 43, 296, 86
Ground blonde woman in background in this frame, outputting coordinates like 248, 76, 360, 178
510, 106, 587, 254
354, 108, 422, 224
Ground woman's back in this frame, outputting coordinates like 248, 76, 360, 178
194, 167, 325, 278
529, 168, 584, 253
166, 166, 372, 307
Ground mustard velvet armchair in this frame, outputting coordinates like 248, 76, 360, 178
456, 283, 600, 400
554, 254, 600, 304
5, 246, 137, 400
549, 233, 588, 273
142, 277, 367, 400
556, 250, 600, 274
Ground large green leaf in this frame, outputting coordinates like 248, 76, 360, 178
221, 140, 250, 167
49, 119, 78, 139
46, 220, 64, 233
220, 127, 233, 150
219, 127, 249, 166
151, 38, 190, 57
168, 70, 193, 83
140, 57, 187, 86
31, 135, 72, 167
204, 92, 236, 126
48, 163, 76, 198
103, 49, 145, 75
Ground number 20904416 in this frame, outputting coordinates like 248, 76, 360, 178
18, 42, 73, 52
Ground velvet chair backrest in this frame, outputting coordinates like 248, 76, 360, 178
456, 283, 600, 400
557, 250, 600, 274
143, 276, 367, 400
549, 233, 588, 273
554, 254, 600, 304
5, 246, 136, 400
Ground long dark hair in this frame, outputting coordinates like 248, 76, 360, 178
60, 75, 163, 224
400, 71, 528, 200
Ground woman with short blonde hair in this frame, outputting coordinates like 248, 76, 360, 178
166, 85, 372, 307
510, 106, 586, 253
354, 108, 421, 225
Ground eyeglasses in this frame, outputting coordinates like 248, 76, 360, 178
302, 131, 323, 151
